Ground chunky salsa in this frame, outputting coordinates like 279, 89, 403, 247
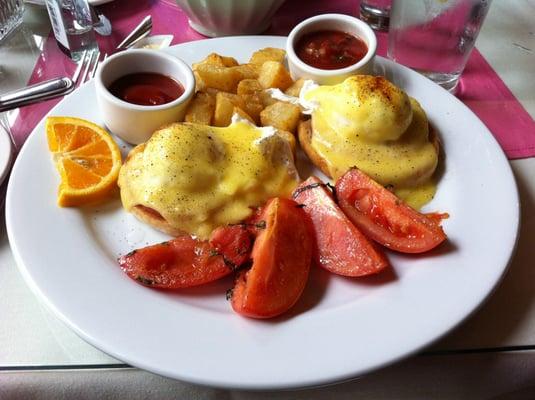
295, 30, 368, 70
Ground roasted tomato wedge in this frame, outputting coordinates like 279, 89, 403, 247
209, 224, 253, 267
293, 176, 389, 277
118, 226, 252, 289
231, 198, 313, 319
336, 168, 447, 254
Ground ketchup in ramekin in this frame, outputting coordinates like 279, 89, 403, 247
295, 30, 368, 70
108, 73, 185, 106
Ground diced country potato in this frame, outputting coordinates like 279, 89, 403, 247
230, 64, 259, 80
285, 78, 306, 97
214, 92, 246, 127
259, 91, 278, 108
214, 94, 234, 127
191, 49, 297, 128
258, 61, 294, 91
249, 48, 286, 65
237, 79, 263, 96
194, 71, 206, 92
237, 79, 277, 110
246, 63, 262, 76
240, 93, 264, 124
260, 101, 302, 133
277, 130, 297, 156
217, 54, 239, 67
233, 107, 255, 124
184, 92, 215, 125
219, 92, 246, 108
193, 53, 239, 69
203, 87, 221, 97
195, 64, 242, 93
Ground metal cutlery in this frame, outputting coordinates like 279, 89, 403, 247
116, 15, 152, 50
0, 48, 99, 112
0, 15, 152, 112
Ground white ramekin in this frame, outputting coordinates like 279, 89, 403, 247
286, 14, 377, 85
95, 49, 195, 144
175, 0, 287, 37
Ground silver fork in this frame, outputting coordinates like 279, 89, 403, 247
72, 48, 108, 85
0, 15, 151, 112
0, 49, 99, 112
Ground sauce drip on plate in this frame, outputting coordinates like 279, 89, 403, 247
108, 73, 184, 106
295, 30, 368, 70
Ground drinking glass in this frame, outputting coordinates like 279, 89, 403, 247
387, 0, 492, 93
0, 0, 24, 43
359, 0, 392, 31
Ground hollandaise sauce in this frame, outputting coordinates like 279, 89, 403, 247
304, 76, 439, 209
118, 119, 299, 239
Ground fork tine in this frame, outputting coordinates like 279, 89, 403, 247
72, 50, 88, 84
91, 52, 107, 79
88, 50, 101, 79
80, 49, 98, 84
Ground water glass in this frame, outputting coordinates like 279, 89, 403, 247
0, 0, 24, 43
387, 0, 492, 93
45, 0, 97, 60
359, 0, 391, 31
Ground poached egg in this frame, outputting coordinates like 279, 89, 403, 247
273, 75, 439, 209
119, 116, 299, 239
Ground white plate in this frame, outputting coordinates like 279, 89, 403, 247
6, 36, 519, 390
0, 125, 13, 188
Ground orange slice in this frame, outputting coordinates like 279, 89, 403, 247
46, 116, 122, 207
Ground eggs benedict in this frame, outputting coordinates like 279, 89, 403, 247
297, 75, 439, 209
119, 116, 299, 239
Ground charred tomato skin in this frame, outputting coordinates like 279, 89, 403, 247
336, 168, 447, 254
118, 225, 253, 289
231, 198, 314, 319
293, 176, 389, 277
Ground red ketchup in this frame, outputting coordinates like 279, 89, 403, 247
295, 30, 368, 70
108, 73, 184, 106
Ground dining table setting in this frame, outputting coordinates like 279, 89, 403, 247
1, 0, 535, 398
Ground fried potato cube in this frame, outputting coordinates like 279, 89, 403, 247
237, 79, 263, 96
237, 78, 277, 109
277, 130, 297, 157
220, 92, 246, 108
240, 93, 264, 124
217, 54, 239, 67
260, 101, 302, 133
230, 64, 259, 80
285, 78, 306, 97
184, 92, 215, 125
246, 63, 262, 76
193, 53, 239, 68
195, 64, 242, 93
214, 94, 234, 127
194, 71, 206, 92
258, 61, 294, 91
249, 47, 286, 65
203, 87, 221, 97
214, 92, 246, 127
259, 91, 278, 108
233, 106, 255, 124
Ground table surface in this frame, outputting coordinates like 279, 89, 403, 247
1, 0, 535, 395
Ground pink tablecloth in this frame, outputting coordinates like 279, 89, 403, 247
9, 0, 535, 159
